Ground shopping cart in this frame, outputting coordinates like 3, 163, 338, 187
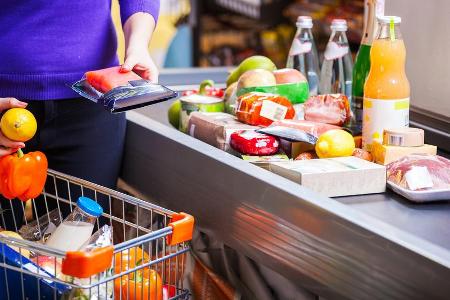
0, 169, 194, 300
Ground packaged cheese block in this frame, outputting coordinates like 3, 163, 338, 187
371, 141, 437, 165
269, 157, 386, 197
85, 66, 141, 93
187, 112, 258, 152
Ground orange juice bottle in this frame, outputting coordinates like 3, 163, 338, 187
363, 16, 410, 150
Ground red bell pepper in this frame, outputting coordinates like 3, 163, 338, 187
182, 80, 224, 98
0, 149, 48, 201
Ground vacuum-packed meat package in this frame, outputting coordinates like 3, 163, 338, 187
386, 154, 450, 202
304, 94, 351, 126
236, 92, 295, 126
230, 131, 279, 156
266, 119, 341, 138
387, 154, 450, 190
72, 66, 177, 113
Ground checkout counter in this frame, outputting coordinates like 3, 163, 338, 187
118, 68, 450, 300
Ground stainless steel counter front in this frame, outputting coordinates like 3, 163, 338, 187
120, 68, 450, 300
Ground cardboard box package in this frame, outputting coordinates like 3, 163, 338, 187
188, 112, 259, 152
280, 139, 315, 159
269, 156, 386, 197
371, 141, 437, 165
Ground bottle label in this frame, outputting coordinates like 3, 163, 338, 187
324, 42, 349, 60
260, 100, 288, 121
289, 39, 312, 56
362, 97, 409, 150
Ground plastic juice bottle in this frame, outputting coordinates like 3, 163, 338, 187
351, 0, 385, 133
363, 16, 410, 151
286, 16, 320, 96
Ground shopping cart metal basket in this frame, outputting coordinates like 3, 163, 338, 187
0, 169, 194, 300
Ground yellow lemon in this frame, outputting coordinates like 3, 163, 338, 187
0, 231, 30, 258
0, 108, 37, 142
316, 129, 355, 159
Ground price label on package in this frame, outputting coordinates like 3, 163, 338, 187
405, 166, 434, 191
260, 100, 288, 121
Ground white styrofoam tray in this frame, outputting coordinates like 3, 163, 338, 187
387, 181, 450, 203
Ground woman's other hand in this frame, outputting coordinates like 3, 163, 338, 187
121, 12, 159, 83
0, 98, 27, 157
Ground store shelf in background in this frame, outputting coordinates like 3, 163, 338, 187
213, 0, 290, 20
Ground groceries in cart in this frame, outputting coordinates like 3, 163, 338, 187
71, 66, 178, 113
0, 170, 194, 300
45, 196, 103, 251
19, 208, 62, 242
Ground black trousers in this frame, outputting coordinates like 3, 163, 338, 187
0, 98, 126, 230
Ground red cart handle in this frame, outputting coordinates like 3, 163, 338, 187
167, 212, 195, 246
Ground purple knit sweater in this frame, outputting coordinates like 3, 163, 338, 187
0, 1, 159, 100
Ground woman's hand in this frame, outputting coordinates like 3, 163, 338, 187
122, 47, 159, 83
0, 98, 27, 157
121, 12, 159, 83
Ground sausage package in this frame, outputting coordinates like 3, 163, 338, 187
71, 66, 177, 113
236, 92, 295, 126
230, 131, 279, 156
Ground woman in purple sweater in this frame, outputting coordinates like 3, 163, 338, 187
0, 1, 160, 229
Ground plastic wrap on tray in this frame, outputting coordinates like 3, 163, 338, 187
71, 66, 177, 113
236, 92, 295, 126
230, 130, 279, 156
304, 94, 351, 126
387, 154, 450, 191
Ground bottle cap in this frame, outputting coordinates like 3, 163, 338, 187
77, 197, 103, 217
331, 19, 348, 31
383, 128, 424, 147
296, 16, 313, 28
378, 16, 401, 24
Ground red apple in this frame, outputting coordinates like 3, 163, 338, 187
273, 68, 307, 84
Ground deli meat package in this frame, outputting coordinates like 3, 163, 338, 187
71, 66, 177, 112
304, 94, 351, 126
230, 131, 279, 156
386, 154, 450, 202
236, 92, 295, 126
260, 119, 341, 139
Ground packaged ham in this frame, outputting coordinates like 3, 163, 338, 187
230, 131, 279, 156
236, 92, 295, 127
71, 66, 177, 113
386, 154, 450, 202
304, 94, 351, 126
265, 119, 341, 138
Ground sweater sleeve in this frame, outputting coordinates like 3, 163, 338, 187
119, 0, 160, 25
